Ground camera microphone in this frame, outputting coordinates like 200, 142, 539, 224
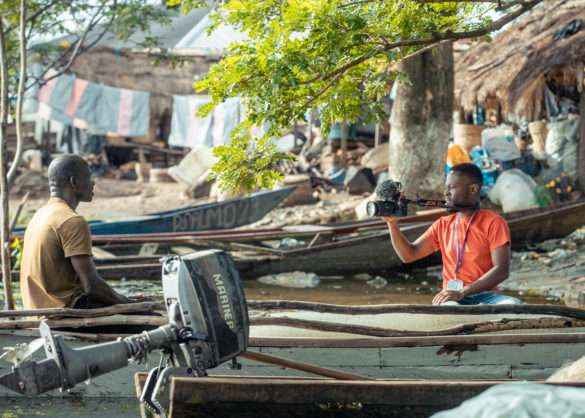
375, 180, 402, 200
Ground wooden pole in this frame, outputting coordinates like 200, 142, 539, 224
0, 301, 165, 319
250, 316, 585, 337
578, 64, 585, 192
241, 351, 373, 381
0, 18, 14, 310
308, 109, 314, 146
374, 123, 381, 147
247, 301, 585, 319
0, 314, 166, 330
340, 121, 348, 166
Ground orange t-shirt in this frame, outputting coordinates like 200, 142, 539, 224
422, 209, 511, 289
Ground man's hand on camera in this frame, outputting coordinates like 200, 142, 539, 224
432, 289, 465, 305
383, 216, 399, 225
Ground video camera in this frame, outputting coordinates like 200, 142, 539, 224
366, 179, 450, 217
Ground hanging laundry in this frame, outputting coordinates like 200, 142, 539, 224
37, 69, 74, 114
95, 85, 150, 136
211, 97, 241, 146
168, 95, 213, 148
37, 70, 150, 137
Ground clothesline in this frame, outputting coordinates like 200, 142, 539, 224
34, 70, 251, 149
37, 69, 150, 137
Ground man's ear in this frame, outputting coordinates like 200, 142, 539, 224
470, 184, 480, 194
69, 176, 78, 189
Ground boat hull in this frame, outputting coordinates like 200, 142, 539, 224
134, 375, 585, 418
1, 310, 584, 399
239, 200, 585, 277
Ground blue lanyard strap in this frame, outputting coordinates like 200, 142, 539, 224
453, 211, 477, 279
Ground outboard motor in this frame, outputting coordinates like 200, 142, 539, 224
0, 250, 249, 418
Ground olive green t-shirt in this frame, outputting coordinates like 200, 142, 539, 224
20, 197, 93, 309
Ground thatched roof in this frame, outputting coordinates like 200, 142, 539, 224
455, 0, 585, 120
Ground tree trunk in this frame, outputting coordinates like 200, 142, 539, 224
0, 20, 14, 310
388, 42, 454, 198
7, 0, 27, 189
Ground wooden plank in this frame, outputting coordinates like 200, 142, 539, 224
242, 351, 373, 380
250, 332, 585, 348
167, 377, 585, 418
246, 301, 585, 319
250, 316, 585, 337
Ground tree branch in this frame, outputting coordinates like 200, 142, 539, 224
3, 0, 63, 36
302, 0, 541, 87
301, 71, 345, 110
0, 18, 14, 311
8, 0, 28, 188
26, 0, 116, 92
300, 50, 378, 85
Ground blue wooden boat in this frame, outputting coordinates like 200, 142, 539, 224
16, 187, 295, 236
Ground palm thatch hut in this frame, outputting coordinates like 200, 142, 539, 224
454, 0, 585, 186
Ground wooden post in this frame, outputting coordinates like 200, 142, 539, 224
0, 20, 14, 310
374, 123, 381, 147
578, 65, 585, 192
308, 109, 314, 146
340, 121, 348, 167
340, 121, 348, 152
293, 121, 298, 148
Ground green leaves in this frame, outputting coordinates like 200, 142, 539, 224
209, 125, 295, 194
179, 0, 501, 192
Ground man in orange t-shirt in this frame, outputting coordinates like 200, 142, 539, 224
384, 163, 522, 305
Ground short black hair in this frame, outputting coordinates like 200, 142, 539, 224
450, 163, 483, 186
48, 154, 89, 186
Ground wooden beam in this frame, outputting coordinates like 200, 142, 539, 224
250, 316, 585, 337
0, 301, 165, 319
579, 72, 585, 191
241, 351, 373, 381
250, 332, 585, 348
247, 301, 585, 320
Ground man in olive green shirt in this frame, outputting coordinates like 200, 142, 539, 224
20, 155, 129, 309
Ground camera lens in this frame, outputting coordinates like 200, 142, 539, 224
366, 201, 379, 217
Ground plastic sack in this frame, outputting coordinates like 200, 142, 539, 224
167, 145, 217, 186
488, 169, 538, 213
545, 117, 580, 178
432, 382, 585, 418
481, 127, 521, 162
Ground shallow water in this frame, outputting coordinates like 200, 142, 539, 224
0, 272, 556, 307
114, 269, 555, 305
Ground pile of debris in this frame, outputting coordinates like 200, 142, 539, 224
502, 226, 585, 306
168, 131, 391, 224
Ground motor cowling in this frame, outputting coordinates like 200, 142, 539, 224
161, 250, 249, 369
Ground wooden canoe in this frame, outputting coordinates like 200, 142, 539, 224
85, 199, 585, 279
237, 199, 585, 277
133, 374, 585, 418
1, 303, 585, 400
14, 187, 295, 236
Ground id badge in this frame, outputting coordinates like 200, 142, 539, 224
447, 279, 463, 291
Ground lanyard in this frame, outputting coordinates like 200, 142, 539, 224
453, 211, 477, 279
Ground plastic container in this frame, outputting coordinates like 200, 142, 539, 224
446, 143, 471, 167
167, 145, 217, 186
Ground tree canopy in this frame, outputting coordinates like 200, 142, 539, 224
174, 0, 543, 192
